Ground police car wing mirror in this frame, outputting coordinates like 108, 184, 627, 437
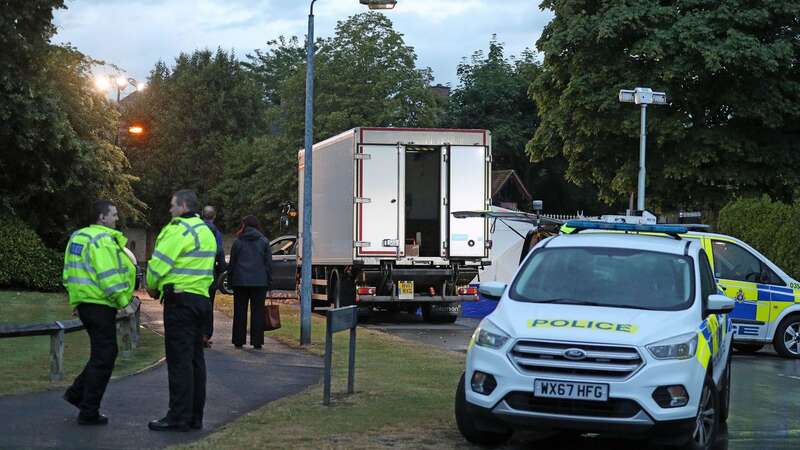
706, 294, 735, 314
478, 282, 507, 301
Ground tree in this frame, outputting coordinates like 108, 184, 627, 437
122, 49, 267, 228
213, 12, 443, 235
1, 2, 143, 245
529, 0, 800, 212
447, 38, 604, 213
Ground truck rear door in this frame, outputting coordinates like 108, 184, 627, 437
446, 145, 489, 258
356, 144, 404, 257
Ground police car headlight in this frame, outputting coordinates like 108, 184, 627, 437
470, 320, 510, 350
646, 332, 698, 360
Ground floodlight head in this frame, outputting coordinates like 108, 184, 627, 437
619, 89, 635, 103
94, 76, 111, 91
360, 0, 397, 9
651, 92, 668, 105
620, 87, 668, 105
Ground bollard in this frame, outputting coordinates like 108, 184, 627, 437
49, 324, 65, 382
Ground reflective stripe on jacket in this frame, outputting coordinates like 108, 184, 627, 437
62, 225, 136, 309
147, 215, 216, 297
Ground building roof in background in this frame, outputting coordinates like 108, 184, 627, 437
492, 169, 531, 201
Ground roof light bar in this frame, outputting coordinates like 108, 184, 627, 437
564, 220, 688, 235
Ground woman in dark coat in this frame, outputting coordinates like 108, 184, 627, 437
227, 215, 272, 349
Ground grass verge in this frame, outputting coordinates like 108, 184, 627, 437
178, 294, 469, 449
0, 290, 165, 396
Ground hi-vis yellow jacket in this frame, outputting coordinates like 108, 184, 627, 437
62, 225, 136, 309
146, 215, 216, 297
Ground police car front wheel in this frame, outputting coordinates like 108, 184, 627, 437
682, 375, 719, 450
773, 314, 800, 358
454, 374, 512, 446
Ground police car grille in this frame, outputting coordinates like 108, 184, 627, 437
505, 392, 641, 418
509, 340, 643, 379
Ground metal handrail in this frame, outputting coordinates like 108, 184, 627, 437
0, 297, 141, 381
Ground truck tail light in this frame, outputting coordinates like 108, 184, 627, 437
357, 287, 376, 296
458, 287, 478, 297
428, 286, 436, 296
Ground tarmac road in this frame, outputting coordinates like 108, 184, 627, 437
364, 310, 800, 450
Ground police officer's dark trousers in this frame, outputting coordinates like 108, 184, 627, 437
65, 303, 118, 419
164, 291, 210, 425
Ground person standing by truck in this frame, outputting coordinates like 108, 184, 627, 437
201, 205, 226, 348
62, 200, 136, 425
227, 215, 272, 349
146, 190, 216, 431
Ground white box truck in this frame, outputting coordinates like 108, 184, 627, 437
298, 127, 492, 322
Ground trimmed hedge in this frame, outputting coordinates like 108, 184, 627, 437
717, 196, 800, 280
0, 217, 63, 291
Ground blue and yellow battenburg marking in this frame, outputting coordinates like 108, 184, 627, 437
697, 314, 729, 368
728, 283, 799, 324
527, 319, 639, 333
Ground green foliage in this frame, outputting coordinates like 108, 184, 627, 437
0, 217, 62, 291
122, 49, 267, 229
446, 37, 605, 213
530, 0, 800, 212
212, 136, 297, 236
718, 196, 800, 280
235, 12, 442, 233
260, 12, 444, 142
1, 2, 143, 245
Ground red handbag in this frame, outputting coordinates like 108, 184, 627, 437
264, 299, 281, 331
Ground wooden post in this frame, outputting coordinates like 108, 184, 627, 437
119, 317, 132, 359
49, 326, 65, 382
130, 305, 140, 350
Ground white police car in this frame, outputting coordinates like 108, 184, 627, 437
456, 222, 734, 449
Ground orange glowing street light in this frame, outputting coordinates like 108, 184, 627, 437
128, 125, 144, 135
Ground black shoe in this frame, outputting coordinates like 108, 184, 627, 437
234, 345, 243, 349
148, 417, 190, 432
253, 344, 262, 350
63, 391, 81, 409
78, 414, 109, 426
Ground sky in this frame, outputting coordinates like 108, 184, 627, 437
53, 0, 553, 88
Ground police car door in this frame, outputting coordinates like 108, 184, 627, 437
708, 239, 769, 341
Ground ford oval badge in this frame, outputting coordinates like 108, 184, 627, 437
563, 348, 587, 360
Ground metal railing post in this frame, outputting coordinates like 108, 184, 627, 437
347, 325, 356, 394
323, 313, 333, 406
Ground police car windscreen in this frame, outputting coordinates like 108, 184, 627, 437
510, 247, 693, 310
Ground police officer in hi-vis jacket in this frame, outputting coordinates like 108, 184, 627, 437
62, 200, 136, 425
146, 189, 216, 432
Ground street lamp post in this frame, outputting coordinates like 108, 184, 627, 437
95, 74, 146, 145
618, 87, 667, 212
300, 0, 398, 345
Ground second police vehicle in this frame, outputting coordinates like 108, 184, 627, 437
456, 221, 734, 449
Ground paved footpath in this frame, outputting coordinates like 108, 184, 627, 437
0, 296, 322, 450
